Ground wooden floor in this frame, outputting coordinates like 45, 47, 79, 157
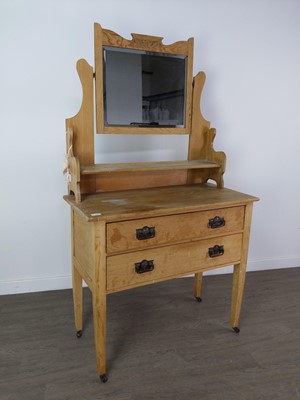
1, 268, 300, 400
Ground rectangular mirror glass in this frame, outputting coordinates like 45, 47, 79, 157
103, 47, 187, 128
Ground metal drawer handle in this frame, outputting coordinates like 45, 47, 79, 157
208, 245, 224, 258
208, 216, 225, 229
135, 259, 154, 274
136, 226, 156, 240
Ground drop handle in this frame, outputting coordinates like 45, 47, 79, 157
208, 245, 224, 258
208, 216, 225, 229
135, 260, 154, 274
136, 226, 156, 240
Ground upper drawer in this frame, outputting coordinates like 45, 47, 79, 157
106, 206, 244, 254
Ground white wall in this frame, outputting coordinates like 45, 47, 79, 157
1, 0, 300, 294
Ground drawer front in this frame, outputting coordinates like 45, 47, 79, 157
107, 233, 243, 293
107, 206, 244, 254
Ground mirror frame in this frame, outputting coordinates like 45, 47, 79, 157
94, 23, 194, 135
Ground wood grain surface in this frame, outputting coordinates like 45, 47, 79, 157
106, 206, 244, 253
64, 184, 258, 222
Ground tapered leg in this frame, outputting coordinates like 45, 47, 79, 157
93, 288, 107, 381
194, 272, 203, 302
93, 221, 107, 382
230, 203, 254, 332
72, 263, 83, 336
231, 263, 246, 330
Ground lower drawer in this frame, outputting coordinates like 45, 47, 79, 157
107, 233, 243, 293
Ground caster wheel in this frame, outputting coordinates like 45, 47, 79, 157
76, 330, 83, 338
195, 296, 202, 302
100, 374, 108, 383
233, 327, 240, 333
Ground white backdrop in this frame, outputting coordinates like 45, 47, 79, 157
1, 0, 300, 294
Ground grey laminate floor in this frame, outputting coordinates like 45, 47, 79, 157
1, 268, 300, 400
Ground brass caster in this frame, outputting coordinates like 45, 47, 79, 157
76, 330, 83, 338
195, 296, 202, 302
233, 327, 240, 334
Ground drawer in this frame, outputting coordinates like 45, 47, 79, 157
107, 233, 243, 293
106, 206, 244, 254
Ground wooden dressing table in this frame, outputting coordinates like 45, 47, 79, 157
64, 23, 258, 382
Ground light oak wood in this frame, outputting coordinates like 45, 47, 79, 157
188, 72, 210, 152
65, 128, 81, 202
80, 159, 221, 193
81, 159, 220, 175
64, 184, 258, 222
231, 203, 254, 328
93, 221, 107, 377
107, 234, 243, 293
72, 263, 83, 332
100, 126, 189, 135
95, 170, 188, 193
106, 206, 244, 254
94, 23, 193, 135
200, 128, 226, 187
189, 72, 211, 299
64, 24, 258, 381
66, 27, 226, 199
187, 72, 226, 187
65, 184, 257, 378
73, 211, 95, 282
101, 26, 190, 54
65, 59, 95, 197
194, 272, 203, 299
71, 209, 83, 332
73, 257, 93, 291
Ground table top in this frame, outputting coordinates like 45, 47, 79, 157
64, 184, 258, 222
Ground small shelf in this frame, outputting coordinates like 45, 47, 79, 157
81, 160, 220, 175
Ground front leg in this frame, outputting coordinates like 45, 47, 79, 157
93, 287, 107, 382
93, 221, 108, 382
72, 263, 83, 337
231, 263, 246, 331
230, 203, 253, 332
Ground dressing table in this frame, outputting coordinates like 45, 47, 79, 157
64, 23, 258, 382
